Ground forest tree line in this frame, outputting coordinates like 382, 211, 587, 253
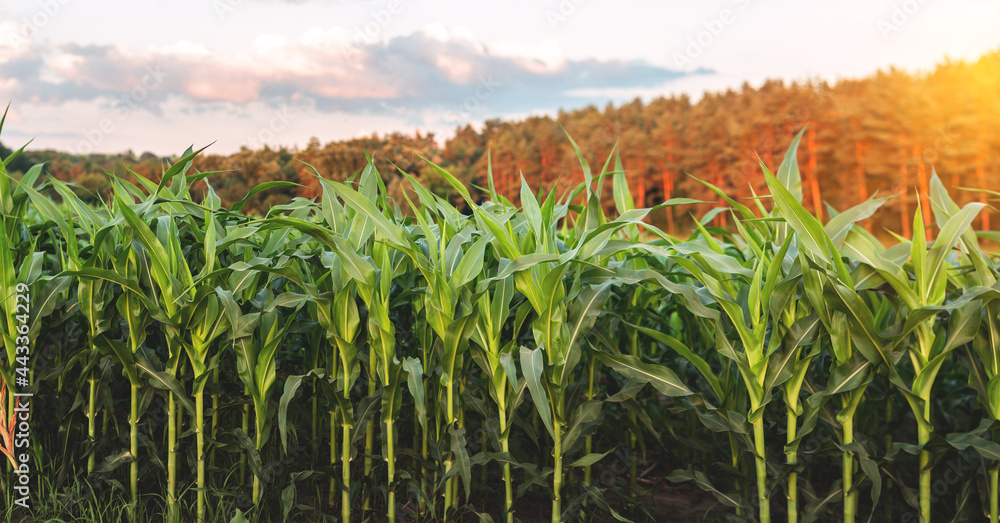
4, 49, 999, 237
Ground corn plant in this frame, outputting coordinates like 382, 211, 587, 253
55, 197, 118, 478
469, 259, 526, 523
328, 169, 411, 523
110, 164, 202, 522
920, 176, 1000, 522
278, 170, 413, 521
840, 200, 983, 522
759, 139, 897, 523
385, 186, 482, 517
429, 136, 688, 521
0, 106, 42, 403
32, 176, 149, 518
7, 118, 1000, 523
186, 281, 230, 520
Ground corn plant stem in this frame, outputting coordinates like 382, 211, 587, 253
503, 437, 514, 522
311, 392, 319, 460
364, 349, 375, 514
841, 387, 865, 523
420, 410, 428, 517
918, 422, 931, 523
443, 380, 455, 517
628, 329, 638, 487
551, 392, 564, 523
195, 390, 206, 522
167, 393, 177, 522
342, 393, 352, 523
240, 387, 249, 486
386, 420, 396, 523
753, 417, 770, 523
457, 379, 466, 507
130, 382, 139, 522
253, 429, 262, 506
87, 376, 96, 474
915, 329, 934, 523
328, 409, 337, 507
363, 423, 373, 512
310, 346, 320, 462
499, 402, 513, 523
434, 388, 442, 514
444, 459, 452, 520
584, 356, 595, 518
177, 361, 185, 490
786, 407, 797, 523
990, 462, 999, 523
211, 367, 219, 470
843, 416, 855, 523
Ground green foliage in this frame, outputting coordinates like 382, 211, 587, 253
5, 116, 1000, 523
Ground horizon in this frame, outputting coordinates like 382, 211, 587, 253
1, 0, 999, 156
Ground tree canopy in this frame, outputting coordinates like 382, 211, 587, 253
9, 49, 1000, 236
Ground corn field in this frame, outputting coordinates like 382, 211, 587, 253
4, 112, 1000, 523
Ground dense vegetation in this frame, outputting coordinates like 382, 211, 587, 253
4, 112, 1000, 523
3, 50, 999, 238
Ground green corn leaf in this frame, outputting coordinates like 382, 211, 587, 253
776, 127, 806, 202
520, 346, 555, 439
403, 357, 427, 433
278, 369, 325, 454
597, 353, 692, 397
135, 351, 195, 417
630, 322, 723, 401
568, 447, 615, 468
230, 181, 301, 212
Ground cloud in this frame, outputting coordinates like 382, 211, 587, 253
0, 24, 700, 119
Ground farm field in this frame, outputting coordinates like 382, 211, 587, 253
4, 116, 1000, 523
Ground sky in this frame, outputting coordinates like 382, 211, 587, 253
0, 0, 998, 156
